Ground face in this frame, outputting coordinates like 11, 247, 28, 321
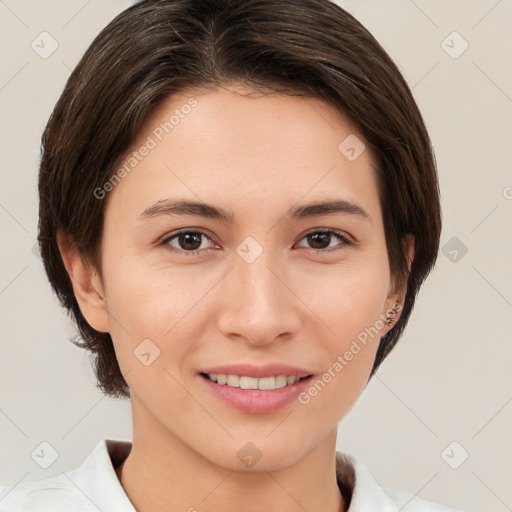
76, 84, 405, 471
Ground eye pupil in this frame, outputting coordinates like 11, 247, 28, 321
308, 232, 331, 249
179, 232, 202, 250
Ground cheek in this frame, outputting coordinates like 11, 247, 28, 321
295, 264, 388, 421
292, 256, 389, 400
103, 245, 203, 329
298, 255, 391, 340
100, 252, 203, 373
298, 346, 376, 433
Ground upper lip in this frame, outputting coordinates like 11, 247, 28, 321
199, 363, 314, 379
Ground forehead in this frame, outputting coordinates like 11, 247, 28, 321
105, 84, 381, 224
142, 84, 372, 151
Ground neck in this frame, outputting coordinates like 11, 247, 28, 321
115, 399, 346, 512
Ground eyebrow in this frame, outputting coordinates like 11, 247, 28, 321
138, 198, 371, 224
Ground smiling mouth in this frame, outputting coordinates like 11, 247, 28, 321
200, 372, 314, 390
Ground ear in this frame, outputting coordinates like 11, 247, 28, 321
57, 230, 110, 333
383, 234, 415, 328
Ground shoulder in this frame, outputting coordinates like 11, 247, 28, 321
336, 451, 464, 512
0, 475, 93, 511
0, 439, 134, 512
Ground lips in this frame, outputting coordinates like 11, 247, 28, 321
199, 371, 315, 414
196, 362, 315, 413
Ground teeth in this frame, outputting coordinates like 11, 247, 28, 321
205, 373, 307, 390
241, 376, 258, 389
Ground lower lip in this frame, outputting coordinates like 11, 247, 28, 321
199, 374, 314, 414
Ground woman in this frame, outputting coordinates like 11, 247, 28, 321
0, 0, 461, 510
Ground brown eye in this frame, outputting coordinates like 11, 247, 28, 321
176, 232, 202, 251
297, 230, 352, 252
162, 230, 215, 255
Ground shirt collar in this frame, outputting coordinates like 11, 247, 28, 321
66, 439, 135, 511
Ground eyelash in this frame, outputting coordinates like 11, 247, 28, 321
159, 228, 353, 256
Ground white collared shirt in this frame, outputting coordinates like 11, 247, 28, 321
0, 439, 462, 511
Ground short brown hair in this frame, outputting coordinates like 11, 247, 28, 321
38, 0, 441, 399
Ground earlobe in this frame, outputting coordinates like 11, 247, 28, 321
383, 233, 415, 330
57, 230, 110, 333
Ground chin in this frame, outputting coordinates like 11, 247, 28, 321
205, 439, 311, 473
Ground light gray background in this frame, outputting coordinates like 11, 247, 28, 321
0, 1, 511, 511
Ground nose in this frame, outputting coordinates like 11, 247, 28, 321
216, 248, 302, 347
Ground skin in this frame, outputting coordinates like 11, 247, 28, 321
59, 83, 413, 512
